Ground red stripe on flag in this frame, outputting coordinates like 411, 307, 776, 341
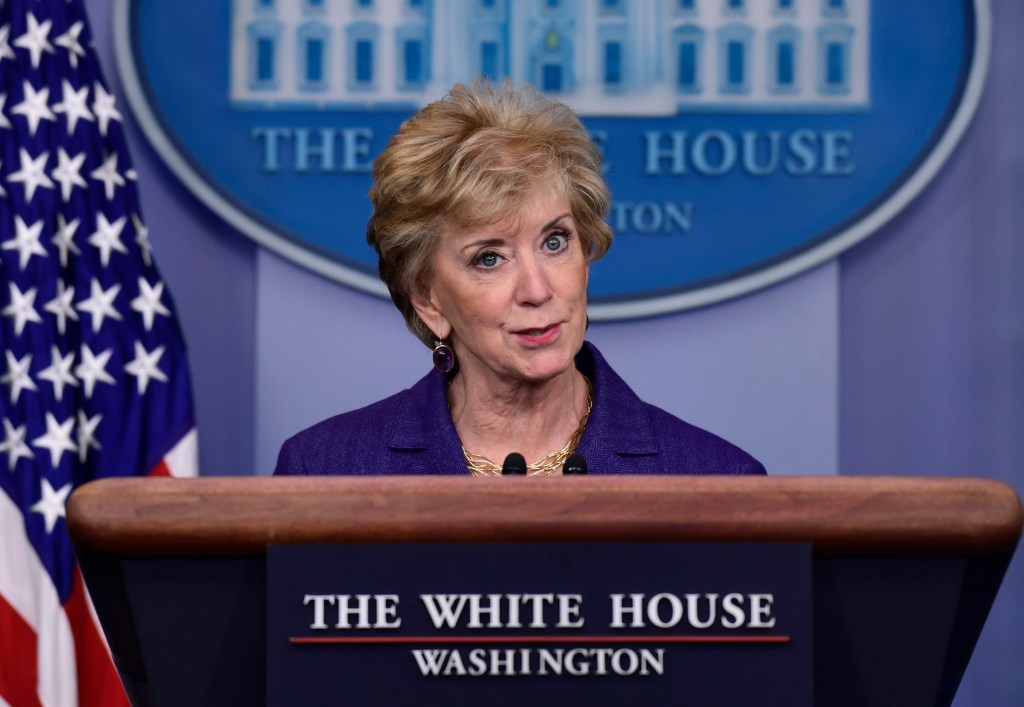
0, 592, 42, 707
63, 571, 130, 707
149, 459, 171, 477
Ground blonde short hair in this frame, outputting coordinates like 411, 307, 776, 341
366, 80, 612, 348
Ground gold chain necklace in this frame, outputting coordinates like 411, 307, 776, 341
463, 377, 593, 477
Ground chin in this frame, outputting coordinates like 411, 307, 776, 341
518, 345, 580, 383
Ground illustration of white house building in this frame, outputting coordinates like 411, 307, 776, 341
230, 0, 869, 114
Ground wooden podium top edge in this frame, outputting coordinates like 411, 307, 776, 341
66, 475, 1023, 557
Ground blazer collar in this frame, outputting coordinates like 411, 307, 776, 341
575, 342, 659, 458
386, 366, 467, 474
386, 341, 658, 461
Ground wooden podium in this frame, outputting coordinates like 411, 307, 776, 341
67, 476, 1021, 706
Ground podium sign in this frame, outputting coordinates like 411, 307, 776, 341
267, 543, 812, 706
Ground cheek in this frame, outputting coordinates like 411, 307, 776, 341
449, 289, 504, 332
565, 263, 589, 303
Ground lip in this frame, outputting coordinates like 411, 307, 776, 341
512, 323, 561, 346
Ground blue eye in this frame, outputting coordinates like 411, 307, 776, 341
544, 233, 567, 252
477, 252, 499, 267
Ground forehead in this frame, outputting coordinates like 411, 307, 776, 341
444, 184, 571, 240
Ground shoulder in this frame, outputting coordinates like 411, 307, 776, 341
273, 388, 409, 476
577, 342, 766, 475
641, 402, 767, 475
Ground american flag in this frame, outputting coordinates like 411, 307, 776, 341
0, 1, 198, 704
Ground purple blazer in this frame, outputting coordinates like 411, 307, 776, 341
274, 342, 766, 476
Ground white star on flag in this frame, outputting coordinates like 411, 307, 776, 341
124, 341, 168, 394
90, 152, 126, 201
92, 82, 122, 136
51, 213, 83, 266
133, 213, 153, 266
87, 212, 129, 266
74, 344, 116, 399
6, 147, 54, 202
29, 478, 72, 534
43, 280, 78, 335
1, 351, 38, 404
54, 20, 85, 68
0, 25, 17, 63
52, 148, 88, 202
52, 79, 94, 135
37, 346, 78, 402
0, 418, 34, 471
77, 410, 102, 463
2, 281, 43, 335
10, 81, 56, 136
131, 278, 171, 331
1, 215, 48, 270
33, 412, 79, 469
13, 12, 55, 69
76, 278, 123, 332
0, 93, 11, 129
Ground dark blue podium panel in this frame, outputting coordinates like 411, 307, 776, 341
267, 543, 812, 706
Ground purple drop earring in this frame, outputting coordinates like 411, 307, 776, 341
432, 340, 455, 373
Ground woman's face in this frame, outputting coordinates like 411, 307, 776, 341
414, 184, 589, 388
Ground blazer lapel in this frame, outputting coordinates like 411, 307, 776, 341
576, 342, 659, 465
387, 369, 466, 475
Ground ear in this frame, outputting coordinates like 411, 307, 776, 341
411, 288, 452, 342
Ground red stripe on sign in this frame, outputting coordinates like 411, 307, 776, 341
291, 634, 791, 645
148, 459, 171, 477
64, 571, 130, 707
0, 592, 42, 707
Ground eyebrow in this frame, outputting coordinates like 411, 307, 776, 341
459, 212, 573, 254
460, 237, 506, 255
542, 212, 573, 232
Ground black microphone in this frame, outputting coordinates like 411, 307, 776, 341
563, 453, 588, 475
502, 452, 527, 475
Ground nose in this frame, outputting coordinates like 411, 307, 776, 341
515, 253, 554, 306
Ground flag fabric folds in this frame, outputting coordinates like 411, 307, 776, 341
0, 1, 198, 704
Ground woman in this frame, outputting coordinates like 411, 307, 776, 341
275, 81, 765, 476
